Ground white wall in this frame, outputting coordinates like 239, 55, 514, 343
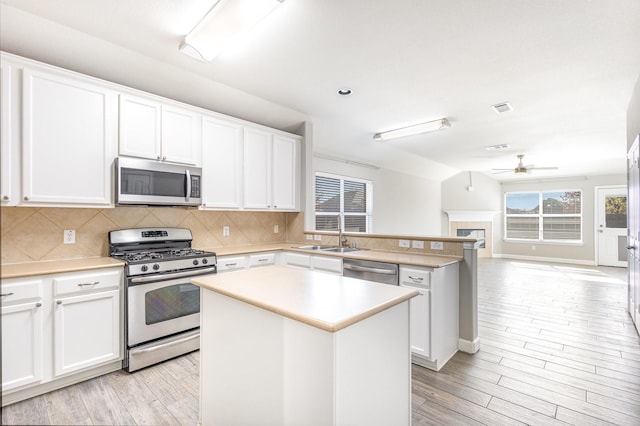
310, 157, 442, 236
500, 174, 626, 264
628, 72, 640, 149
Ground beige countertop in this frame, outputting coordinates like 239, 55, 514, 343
192, 265, 419, 332
204, 242, 462, 268
1, 257, 126, 279
1, 242, 461, 279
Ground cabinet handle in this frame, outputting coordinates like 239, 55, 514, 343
0, 292, 14, 297
162, 156, 167, 161
36, 302, 42, 307
23, 196, 29, 201
225, 263, 237, 267
258, 258, 269, 262
408, 276, 424, 282
56, 300, 62, 305
157, 155, 162, 160
274, 205, 278, 208
77, 281, 100, 287
2, 195, 8, 201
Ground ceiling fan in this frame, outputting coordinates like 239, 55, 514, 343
492, 154, 558, 174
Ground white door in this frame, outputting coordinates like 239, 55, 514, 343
597, 186, 628, 267
628, 138, 640, 332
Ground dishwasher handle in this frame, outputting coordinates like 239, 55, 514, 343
343, 263, 397, 275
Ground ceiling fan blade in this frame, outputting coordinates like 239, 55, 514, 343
492, 170, 514, 174
529, 166, 559, 170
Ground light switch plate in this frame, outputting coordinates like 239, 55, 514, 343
399, 239, 410, 248
222, 226, 230, 237
430, 241, 444, 250
314, 235, 322, 241
273, 224, 279, 233
306, 234, 313, 240
412, 240, 424, 249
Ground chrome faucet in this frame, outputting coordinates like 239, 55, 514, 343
337, 215, 348, 247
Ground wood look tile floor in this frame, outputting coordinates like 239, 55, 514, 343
2, 258, 639, 425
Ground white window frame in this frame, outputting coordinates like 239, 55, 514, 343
504, 190, 583, 243
314, 172, 373, 233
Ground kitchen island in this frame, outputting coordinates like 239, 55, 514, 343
192, 266, 419, 426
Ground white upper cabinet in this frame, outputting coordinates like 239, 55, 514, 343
271, 134, 298, 210
243, 127, 300, 211
201, 116, 243, 209
243, 127, 272, 209
119, 93, 201, 166
22, 68, 116, 207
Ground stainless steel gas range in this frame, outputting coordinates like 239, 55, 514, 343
109, 228, 216, 372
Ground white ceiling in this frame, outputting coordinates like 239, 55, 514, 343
2, 0, 640, 181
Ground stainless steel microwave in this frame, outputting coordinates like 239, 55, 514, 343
115, 157, 202, 207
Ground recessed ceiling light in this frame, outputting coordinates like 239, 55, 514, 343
485, 144, 510, 151
491, 102, 513, 114
337, 88, 352, 96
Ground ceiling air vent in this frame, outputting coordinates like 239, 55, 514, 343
491, 102, 513, 114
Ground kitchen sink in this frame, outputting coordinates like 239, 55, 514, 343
321, 247, 360, 253
294, 245, 363, 253
295, 245, 336, 250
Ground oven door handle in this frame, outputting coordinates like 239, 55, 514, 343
130, 266, 217, 284
135, 332, 199, 354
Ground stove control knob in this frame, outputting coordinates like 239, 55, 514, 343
202, 258, 208, 265
153, 264, 160, 271
193, 259, 199, 266
141, 265, 148, 272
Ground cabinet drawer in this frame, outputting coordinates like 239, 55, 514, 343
54, 269, 122, 296
399, 267, 431, 289
249, 253, 276, 267
217, 256, 248, 272
1, 279, 43, 305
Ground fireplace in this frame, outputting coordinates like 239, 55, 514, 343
445, 211, 497, 258
456, 229, 486, 248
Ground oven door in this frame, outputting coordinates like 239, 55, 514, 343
127, 276, 201, 347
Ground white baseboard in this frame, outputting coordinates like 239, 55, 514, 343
458, 337, 480, 354
492, 253, 596, 266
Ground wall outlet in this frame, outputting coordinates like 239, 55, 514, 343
63, 229, 76, 244
273, 224, 279, 233
399, 239, 410, 248
430, 241, 444, 250
314, 234, 322, 241
222, 226, 230, 237
532, 245, 536, 251
306, 234, 313, 240
412, 240, 424, 249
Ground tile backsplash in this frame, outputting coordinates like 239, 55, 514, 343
1, 207, 301, 264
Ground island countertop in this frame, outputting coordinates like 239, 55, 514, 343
191, 265, 419, 332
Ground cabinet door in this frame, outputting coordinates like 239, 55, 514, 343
1, 301, 44, 391
118, 94, 161, 160
272, 135, 298, 210
161, 105, 201, 165
53, 289, 120, 377
404, 286, 431, 359
311, 255, 342, 274
249, 252, 277, 268
243, 127, 272, 209
22, 69, 115, 206
1, 62, 16, 205
217, 255, 248, 273
281, 252, 311, 269
202, 117, 243, 208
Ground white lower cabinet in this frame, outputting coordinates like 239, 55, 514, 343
1, 268, 124, 405
1, 278, 44, 392
217, 252, 278, 273
281, 252, 342, 275
53, 288, 120, 377
399, 264, 459, 371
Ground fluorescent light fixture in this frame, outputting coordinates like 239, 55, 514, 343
373, 118, 451, 141
179, 0, 284, 62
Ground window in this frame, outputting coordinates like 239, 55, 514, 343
505, 190, 582, 242
315, 172, 372, 233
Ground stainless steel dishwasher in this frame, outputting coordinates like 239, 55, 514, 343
342, 258, 399, 285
